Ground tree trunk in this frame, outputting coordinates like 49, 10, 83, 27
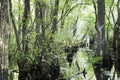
18, 0, 30, 80
51, 0, 59, 34
113, 0, 120, 78
93, 0, 113, 80
0, 0, 9, 80
35, 0, 46, 47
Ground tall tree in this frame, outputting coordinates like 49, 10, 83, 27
35, 0, 46, 47
93, 0, 113, 80
113, 0, 120, 79
17, 0, 30, 80
0, 0, 9, 80
51, 0, 59, 34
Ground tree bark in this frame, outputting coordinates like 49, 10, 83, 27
35, 0, 46, 47
51, 0, 59, 34
22, 0, 30, 53
93, 0, 113, 80
0, 0, 9, 80
18, 0, 30, 80
113, 0, 120, 78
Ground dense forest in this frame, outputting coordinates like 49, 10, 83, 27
0, 0, 120, 80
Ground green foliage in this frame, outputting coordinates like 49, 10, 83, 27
9, 0, 118, 79
91, 56, 103, 63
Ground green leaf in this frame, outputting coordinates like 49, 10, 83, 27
92, 56, 103, 63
